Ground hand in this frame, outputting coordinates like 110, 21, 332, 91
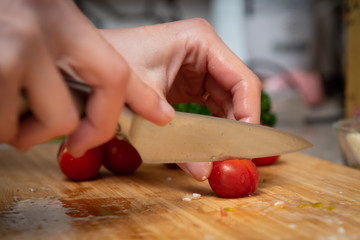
100, 18, 262, 181
0, 0, 174, 156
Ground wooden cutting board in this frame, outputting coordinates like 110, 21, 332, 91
0, 143, 359, 240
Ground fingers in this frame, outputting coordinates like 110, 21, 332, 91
59, 29, 130, 156
203, 75, 234, 119
100, 29, 175, 126
0, 1, 132, 155
0, 53, 20, 143
126, 72, 175, 126
177, 162, 213, 182
12, 61, 78, 149
0, 0, 173, 156
0, 10, 78, 148
0, 10, 29, 143
53, 2, 174, 156
207, 42, 262, 124
231, 72, 262, 124
174, 18, 261, 123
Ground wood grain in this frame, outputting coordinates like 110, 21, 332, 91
0, 143, 359, 240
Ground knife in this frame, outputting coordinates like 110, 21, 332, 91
20, 77, 312, 164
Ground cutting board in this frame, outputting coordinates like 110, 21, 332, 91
0, 143, 360, 240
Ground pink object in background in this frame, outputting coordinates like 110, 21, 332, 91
290, 70, 325, 106
263, 69, 325, 106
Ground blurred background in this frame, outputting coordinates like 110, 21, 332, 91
74, 0, 360, 165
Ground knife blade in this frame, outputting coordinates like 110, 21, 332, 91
119, 107, 312, 163
20, 76, 312, 163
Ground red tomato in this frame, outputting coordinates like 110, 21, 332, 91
102, 137, 142, 174
58, 142, 103, 181
252, 155, 279, 166
208, 159, 259, 198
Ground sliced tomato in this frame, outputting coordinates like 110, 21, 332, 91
252, 155, 279, 166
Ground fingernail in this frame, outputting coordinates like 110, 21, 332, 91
69, 150, 85, 158
160, 100, 175, 122
178, 162, 213, 181
240, 117, 255, 124
67, 146, 85, 158
64, 138, 85, 158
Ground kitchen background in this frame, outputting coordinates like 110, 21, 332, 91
74, 0, 358, 165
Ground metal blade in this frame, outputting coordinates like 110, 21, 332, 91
124, 111, 313, 164
19, 76, 312, 164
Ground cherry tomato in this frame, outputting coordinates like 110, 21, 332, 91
102, 137, 142, 174
57, 142, 103, 181
208, 159, 259, 198
252, 155, 279, 166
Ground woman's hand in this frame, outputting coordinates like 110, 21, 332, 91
0, 0, 174, 156
101, 18, 261, 181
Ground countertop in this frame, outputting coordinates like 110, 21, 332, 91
1, 143, 360, 240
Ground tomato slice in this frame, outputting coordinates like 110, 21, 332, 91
252, 155, 279, 166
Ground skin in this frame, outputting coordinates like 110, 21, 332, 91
0, 1, 261, 181
0, 0, 173, 156
101, 20, 261, 180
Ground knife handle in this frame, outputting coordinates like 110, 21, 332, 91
117, 105, 134, 139
19, 76, 134, 140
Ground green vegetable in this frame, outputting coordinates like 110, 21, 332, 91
172, 103, 211, 116
260, 112, 277, 127
261, 91, 271, 113
260, 90, 277, 127
173, 90, 277, 127
51, 136, 65, 142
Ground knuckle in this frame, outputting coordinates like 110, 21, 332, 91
183, 18, 217, 50
188, 18, 213, 30
253, 74, 262, 90
187, 18, 217, 38
254, 76, 262, 92
114, 62, 131, 87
